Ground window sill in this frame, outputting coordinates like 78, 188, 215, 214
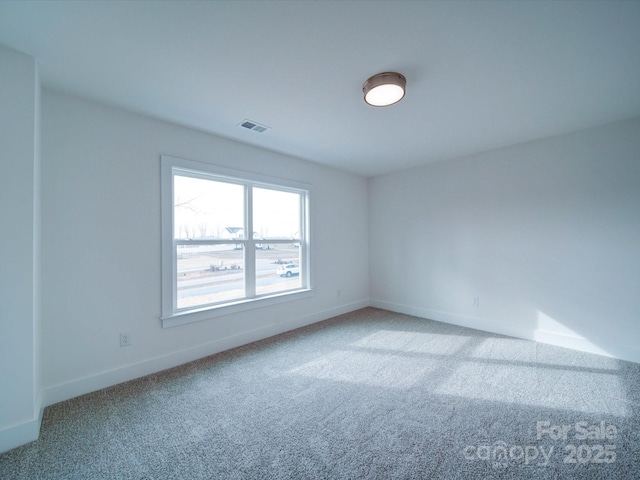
161, 288, 315, 328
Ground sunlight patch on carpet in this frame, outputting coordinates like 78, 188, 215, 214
348, 329, 472, 355
434, 360, 629, 416
289, 350, 439, 389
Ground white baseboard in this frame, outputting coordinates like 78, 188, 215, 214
0, 395, 43, 454
532, 329, 640, 364
370, 299, 640, 364
43, 299, 369, 408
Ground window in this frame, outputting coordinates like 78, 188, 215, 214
161, 155, 312, 327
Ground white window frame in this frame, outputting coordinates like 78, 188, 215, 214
161, 155, 313, 328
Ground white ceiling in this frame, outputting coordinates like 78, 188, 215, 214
1, 1, 639, 177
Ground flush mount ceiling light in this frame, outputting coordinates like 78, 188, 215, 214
363, 72, 406, 107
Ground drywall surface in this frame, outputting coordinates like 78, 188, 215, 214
41, 90, 369, 404
369, 118, 640, 362
0, 44, 40, 452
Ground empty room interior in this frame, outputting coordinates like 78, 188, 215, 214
1, 1, 639, 478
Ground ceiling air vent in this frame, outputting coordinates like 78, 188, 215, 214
239, 119, 270, 133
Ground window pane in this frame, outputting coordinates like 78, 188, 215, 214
176, 244, 244, 309
255, 243, 301, 296
174, 175, 244, 240
253, 188, 301, 240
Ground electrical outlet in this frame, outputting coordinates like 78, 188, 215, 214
120, 332, 131, 347
473, 297, 480, 307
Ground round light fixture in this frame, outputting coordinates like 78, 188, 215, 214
363, 72, 406, 107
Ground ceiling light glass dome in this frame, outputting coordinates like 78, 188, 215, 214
363, 72, 406, 107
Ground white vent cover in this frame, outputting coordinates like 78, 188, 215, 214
239, 119, 270, 133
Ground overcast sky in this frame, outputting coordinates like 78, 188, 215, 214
174, 175, 300, 240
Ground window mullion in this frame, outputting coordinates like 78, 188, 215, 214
172, 238, 178, 315
300, 192, 308, 289
170, 171, 178, 315
244, 185, 256, 298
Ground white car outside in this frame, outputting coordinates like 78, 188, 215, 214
277, 264, 299, 277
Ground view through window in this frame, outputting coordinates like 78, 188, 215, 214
162, 156, 310, 321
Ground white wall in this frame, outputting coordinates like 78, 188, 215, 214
0, 44, 41, 453
370, 118, 640, 362
41, 90, 369, 405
